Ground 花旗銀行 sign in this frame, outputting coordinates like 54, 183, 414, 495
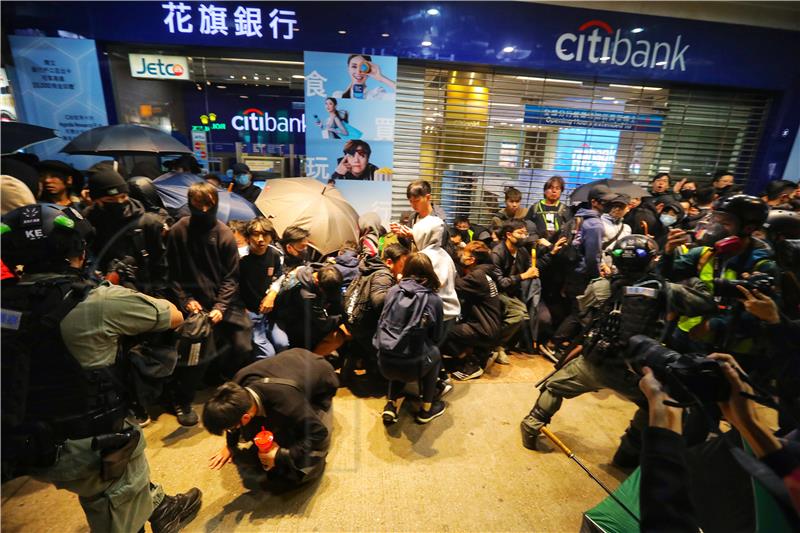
524, 105, 663, 133
129, 53, 190, 80
160, 2, 297, 40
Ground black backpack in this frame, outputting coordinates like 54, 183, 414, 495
343, 272, 376, 327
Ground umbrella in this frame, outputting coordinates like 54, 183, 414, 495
570, 179, 648, 203
153, 172, 259, 223
1, 122, 58, 154
62, 124, 191, 155
255, 178, 359, 256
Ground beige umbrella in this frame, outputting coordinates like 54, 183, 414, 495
255, 178, 359, 256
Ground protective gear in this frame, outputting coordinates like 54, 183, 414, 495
660, 214, 677, 227
680, 189, 696, 200
713, 194, 769, 235
695, 222, 732, 247
2, 276, 128, 478
610, 234, 659, 275
188, 204, 218, 231
1, 203, 94, 274
713, 235, 745, 257
763, 209, 800, 240
235, 174, 250, 186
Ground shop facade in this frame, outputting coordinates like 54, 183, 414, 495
3, 1, 799, 222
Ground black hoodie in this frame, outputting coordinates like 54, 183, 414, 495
273, 265, 343, 349
455, 262, 502, 340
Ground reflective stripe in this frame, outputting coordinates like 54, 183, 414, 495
677, 247, 735, 333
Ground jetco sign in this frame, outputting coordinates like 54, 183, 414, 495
555, 20, 689, 71
231, 108, 306, 132
129, 53, 190, 80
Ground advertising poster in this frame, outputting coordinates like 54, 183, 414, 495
8, 36, 109, 168
303, 51, 396, 183
554, 128, 621, 184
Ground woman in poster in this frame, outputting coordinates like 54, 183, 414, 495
334, 54, 396, 100
315, 97, 349, 139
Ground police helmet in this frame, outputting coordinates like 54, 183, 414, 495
1, 203, 94, 273
713, 194, 769, 235
762, 209, 800, 240
611, 234, 659, 273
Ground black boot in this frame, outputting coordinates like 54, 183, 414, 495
150, 487, 202, 533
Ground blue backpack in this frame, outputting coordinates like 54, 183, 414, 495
373, 279, 433, 360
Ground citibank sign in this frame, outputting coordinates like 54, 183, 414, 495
231, 108, 306, 133
555, 20, 689, 71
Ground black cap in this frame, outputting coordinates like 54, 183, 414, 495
588, 184, 616, 203
88, 168, 129, 199
608, 193, 630, 206
36, 160, 82, 180
232, 162, 250, 174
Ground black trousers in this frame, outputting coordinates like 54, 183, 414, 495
387, 358, 442, 404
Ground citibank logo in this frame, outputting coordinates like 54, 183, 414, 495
555, 20, 689, 71
231, 108, 306, 133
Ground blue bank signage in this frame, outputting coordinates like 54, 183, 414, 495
524, 105, 663, 133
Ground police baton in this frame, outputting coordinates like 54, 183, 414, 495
540, 426, 640, 525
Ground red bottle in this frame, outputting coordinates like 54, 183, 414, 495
253, 426, 274, 453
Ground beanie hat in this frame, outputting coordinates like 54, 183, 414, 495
88, 168, 129, 199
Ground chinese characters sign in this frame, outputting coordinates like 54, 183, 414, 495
8, 36, 108, 167
161, 2, 296, 40
524, 105, 663, 133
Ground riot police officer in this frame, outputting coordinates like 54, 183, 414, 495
1, 203, 201, 533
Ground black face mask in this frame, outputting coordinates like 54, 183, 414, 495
715, 184, 733, 195
99, 200, 129, 219
680, 189, 696, 200
189, 204, 218, 230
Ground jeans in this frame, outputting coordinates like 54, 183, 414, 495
248, 311, 290, 359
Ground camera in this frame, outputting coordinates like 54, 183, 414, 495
712, 274, 774, 299
627, 335, 730, 405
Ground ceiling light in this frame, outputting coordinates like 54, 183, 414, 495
601, 96, 614, 100
216, 85, 227, 89
599, 56, 611, 61
502, 46, 515, 53
293, 27, 299, 32
427, 8, 440, 15
266, 77, 271, 80
631, 27, 644, 33
609, 83, 662, 91
338, 30, 346, 35
421, 40, 432, 47
655, 61, 667, 66
613, 100, 620, 104
218, 58, 304, 66
381, 33, 390, 37
241, 76, 247, 79
516, 76, 582, 85
292, 74, 305, 79
240, 95, 248, 99
277, 77, 282, 81
229, 75, 235, 79
205, 80, 211, 86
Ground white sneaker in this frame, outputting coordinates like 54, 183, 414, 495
495, 347, 510, 365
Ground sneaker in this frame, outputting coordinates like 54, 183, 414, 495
436, 378, 454, 399
416, 400, 446, 423
382, 401, 398, 425
173, 403, 198, 427
539, 343, 559, 364
130, 404, 151, 428
495, 347, 510, 365
452, 361, 484, 381
150, 487, 202, 533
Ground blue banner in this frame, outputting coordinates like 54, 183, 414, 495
303, 51, 396, 184
8, 36, 108, 168
525, 105, 662, 133
554, 128, 621, 182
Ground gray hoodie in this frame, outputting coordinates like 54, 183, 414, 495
411, 215, 461, 321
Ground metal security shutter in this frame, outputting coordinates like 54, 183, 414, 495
392, 61, 771, 226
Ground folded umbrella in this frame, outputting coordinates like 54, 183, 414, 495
254, 178, 359, 256
570, 179, 648, 204
153, 172, 259, 223
1, 122, 58, 155
62, 124, 191, 155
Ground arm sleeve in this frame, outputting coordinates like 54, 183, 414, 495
491, 250, 522, 293
640, 426, 698, 533
166, 230, 191, 310
583, 226, 603, 277
102, 285, 173, 336
369, 272, 394, 310
213, 233, 241, 315
274, 406, 329, 481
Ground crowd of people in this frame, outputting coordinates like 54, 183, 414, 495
1, 150, 799, 532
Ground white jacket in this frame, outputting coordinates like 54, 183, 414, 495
411, 215, 461, 321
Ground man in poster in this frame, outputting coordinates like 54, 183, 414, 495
330, 140, 381, 181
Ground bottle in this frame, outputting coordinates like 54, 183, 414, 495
253, 426, 274, 453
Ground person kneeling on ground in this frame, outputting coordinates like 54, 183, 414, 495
204, 349, 339, 489
376, 253, 446, 425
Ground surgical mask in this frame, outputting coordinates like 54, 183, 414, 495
660, 214, 677, 227
680, 189, 696, 200
235, 174, 250, 186
189, 204, 218, 230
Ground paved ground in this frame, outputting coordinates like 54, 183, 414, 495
2, 352, 638, 532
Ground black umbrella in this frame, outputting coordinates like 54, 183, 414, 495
570, 179, 648, 203
61, 124, 191, 155
0, 122, 58, 155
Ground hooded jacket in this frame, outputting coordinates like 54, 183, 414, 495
574, 207, 604, 277
455, 262, 502, 340
334, 249, 360, 287
358, 212, 384, 257
350, 254, 396, 336
411, 215, 461, 321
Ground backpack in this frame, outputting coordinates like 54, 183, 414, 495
344, 271, 376, 327
373, 282, 432, 360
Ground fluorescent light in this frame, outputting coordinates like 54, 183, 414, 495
502, 46, 515, 53
277, 77, 282, 81
631, 27, 644, 33
609, 83, 662, 91
292, 74, 305, 79
216, 85, 227, 89
599, 56, 611, 61
492, 102, 520, 107
381, 33, 390, 37
421, 40, 432, 47
240, 95, 248, 99
217, 58, 304, 66
241, 75, 247, 79
229, 75, 234, 79
427, 8, 440, 15
655, 61, 667, 66
613, 100, 620, 104
516, 76, 582, 85
601, 96, 614, 100
338, 30, 347, 35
